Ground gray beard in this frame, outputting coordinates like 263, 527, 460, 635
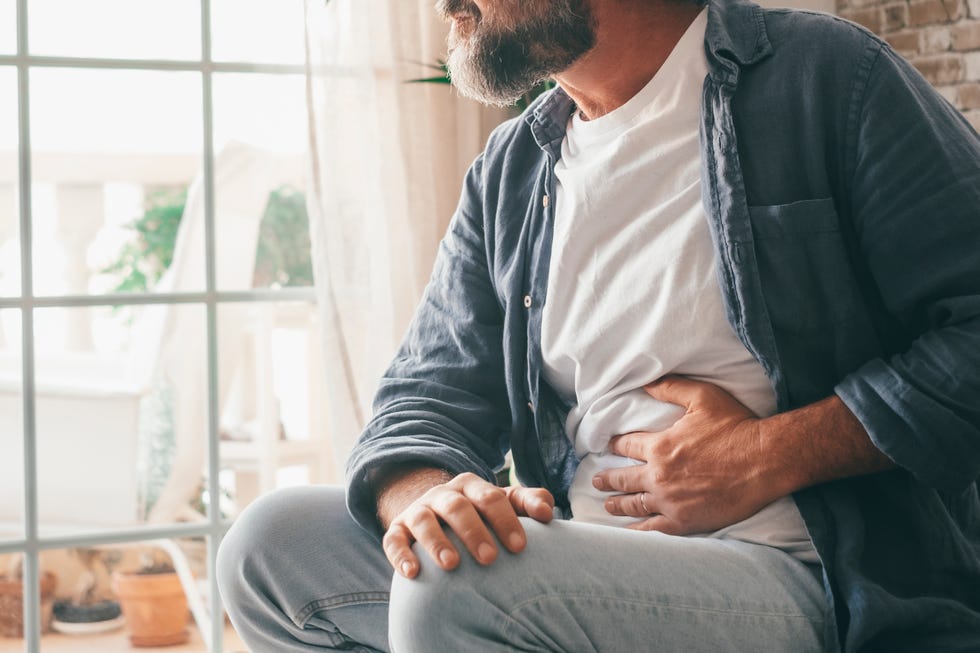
443, 2, 595, 107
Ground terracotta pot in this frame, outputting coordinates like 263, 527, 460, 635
111, 570, 189, 647
0, 572, 56, 638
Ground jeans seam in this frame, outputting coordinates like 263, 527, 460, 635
507, 592, 825, 624
294, 591, 390, 627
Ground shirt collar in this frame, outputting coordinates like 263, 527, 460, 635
525, 0, 773, 149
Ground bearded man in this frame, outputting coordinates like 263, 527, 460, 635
218, 0, 980, 650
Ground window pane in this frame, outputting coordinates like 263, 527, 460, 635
28, 0, 200, 61
0, 309, 23, 543
0, 67, 18, 298
218, 302, 331, 517
211, 0, 305, 65
212, 74, 311, 291
0, 0, 14, 55
36, 538, 240, 650
30, 69, 203, 297
35, 305, 208, 537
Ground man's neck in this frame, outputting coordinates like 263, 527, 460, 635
555, 1, 704, 120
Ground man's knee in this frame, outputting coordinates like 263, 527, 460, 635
216, 486, 349, 612
388, 539, 519, 651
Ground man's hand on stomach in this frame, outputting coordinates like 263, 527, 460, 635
592, 375, 784, 535
592, 374, 892, 534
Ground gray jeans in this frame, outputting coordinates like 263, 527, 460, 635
217, 486, 829, 652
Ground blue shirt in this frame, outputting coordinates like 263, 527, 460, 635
347, 1, 980, 649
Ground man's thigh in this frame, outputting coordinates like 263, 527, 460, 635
390, 518, 829, 652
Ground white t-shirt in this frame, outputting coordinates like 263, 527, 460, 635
541, 10, 816, 562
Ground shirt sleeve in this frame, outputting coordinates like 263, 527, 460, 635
835, 42, 980, 493
345, 153, 512, 538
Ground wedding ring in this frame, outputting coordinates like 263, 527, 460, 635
640, 493, 651, 515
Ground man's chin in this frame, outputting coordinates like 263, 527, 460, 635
450, 76, 536, 108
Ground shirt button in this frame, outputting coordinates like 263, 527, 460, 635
523, 295, 532, 308
527, 402, 535, 413
542, 195, 550, 208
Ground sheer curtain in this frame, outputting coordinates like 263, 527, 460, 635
303, 0, 509, 478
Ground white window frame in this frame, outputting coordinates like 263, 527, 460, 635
0, 1, 319, 650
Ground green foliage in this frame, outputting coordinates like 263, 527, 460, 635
103, 189, 186, 294
102, 185, 314, 293
253, 186, 315, 288
136, 379, 176, 521
405, 60, 452, 86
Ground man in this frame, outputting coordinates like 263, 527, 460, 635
217, 0, 980, 650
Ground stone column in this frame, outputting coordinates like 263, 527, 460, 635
54, 183, 105, 351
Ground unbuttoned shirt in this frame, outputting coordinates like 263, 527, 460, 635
346, 0, 980, 649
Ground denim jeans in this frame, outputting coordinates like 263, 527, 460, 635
217, 486, 828, 652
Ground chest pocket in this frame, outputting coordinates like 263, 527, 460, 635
743, 197, 863, 335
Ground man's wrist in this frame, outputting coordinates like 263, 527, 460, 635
759, 394, 894, 495
373, 464, 453, 529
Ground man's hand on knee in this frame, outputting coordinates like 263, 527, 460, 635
379, 471, 554, 580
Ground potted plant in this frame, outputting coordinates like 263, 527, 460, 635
51, 548, 124, 635
0, 555, 56, 637
110, 550, 189, 647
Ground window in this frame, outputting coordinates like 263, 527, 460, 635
0, 1, 324, 650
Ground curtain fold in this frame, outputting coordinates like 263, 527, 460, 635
303, 0, 509, 479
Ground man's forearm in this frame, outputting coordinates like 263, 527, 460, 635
374, 465, 453, 529
764, 394, 896, 494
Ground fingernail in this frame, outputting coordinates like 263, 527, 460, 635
400, 561, 414, 577
592, 476, 605, 490
438, 549, 455, 567
478, 542, 495, 563
508, 532, 524, 550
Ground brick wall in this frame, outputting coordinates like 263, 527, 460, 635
837, 0, 980, 131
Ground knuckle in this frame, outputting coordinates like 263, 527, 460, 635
456, 471, 479, 484
437, 493, 470, 514
694, 385, 712, 403
650, 436, 671, 459
531, 488, 554, 504
404, 506, 434, 529
382, 532, 406, 555
472, 486, 506, 506
382, 531, 398, 550
457, 525, 488, 543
